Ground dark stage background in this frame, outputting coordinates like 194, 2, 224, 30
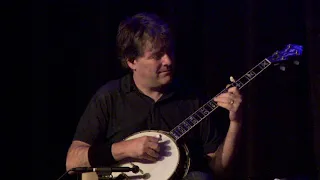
32, 0, 320, 179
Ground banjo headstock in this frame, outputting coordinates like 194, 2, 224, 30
267, 44, 303, 71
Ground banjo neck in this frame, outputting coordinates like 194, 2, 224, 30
169, 42, 303, 141
170, 44, 303, 141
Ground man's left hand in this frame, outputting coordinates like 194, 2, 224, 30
213, 81, 243, 123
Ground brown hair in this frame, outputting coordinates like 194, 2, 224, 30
116, 12, 173, 69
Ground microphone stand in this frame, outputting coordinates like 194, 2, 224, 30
98, 173, 127, 180
96, 168, 128, 180
72, 166, 139, 180
96, 168, 112, 180
57, 166, 135, 180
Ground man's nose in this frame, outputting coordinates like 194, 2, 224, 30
161, 54, 172, 65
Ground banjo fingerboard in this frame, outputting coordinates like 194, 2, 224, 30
169, 58, 272, 141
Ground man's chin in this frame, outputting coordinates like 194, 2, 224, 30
160, 76, 173, 85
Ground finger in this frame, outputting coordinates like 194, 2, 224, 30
216, 102, 233, 111
225, 76, 236, 88
215, 97, 242, 107
214, 93, 235, 101
226, 83, 232, 88
142, 153, 158, 162
146, 148, 160, 159
147, 136, 161, 143
216, 102, 240, 112
227, 86, 241, 96
214, 96, 231, 104
214, 92, 242, 104
230, 76, 236, 83
148, 141, 160, 153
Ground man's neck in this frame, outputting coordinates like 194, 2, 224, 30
138, 86, 164, 102
133, 75, 164, 102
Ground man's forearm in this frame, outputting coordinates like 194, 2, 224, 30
66, 142, 91, 171
111, 141, 131, 161
210, 121, 242, 175
66, 140, 132, 173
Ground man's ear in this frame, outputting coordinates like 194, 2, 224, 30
127, 59, 136, 71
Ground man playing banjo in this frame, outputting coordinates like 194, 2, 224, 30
66, 12, 243, 180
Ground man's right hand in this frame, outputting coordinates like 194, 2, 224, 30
111, 136, 161, 162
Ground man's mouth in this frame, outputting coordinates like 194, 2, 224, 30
159, 70, 171, 73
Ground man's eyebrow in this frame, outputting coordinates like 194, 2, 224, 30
148, 50, 161, 58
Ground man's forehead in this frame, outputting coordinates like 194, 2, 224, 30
141, 49, 156, 58
141, 39, 171, 57
144, 41, 160, 51
143, 44, 160, 55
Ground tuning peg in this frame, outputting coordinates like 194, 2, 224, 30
293, 60, 299, 65
279, 65, 286, 71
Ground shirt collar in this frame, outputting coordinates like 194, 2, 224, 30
121, 72, 179, 98
121, 72, 136, 94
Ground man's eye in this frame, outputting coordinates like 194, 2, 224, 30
150, 55, 160, 60
155, 54, 164, 60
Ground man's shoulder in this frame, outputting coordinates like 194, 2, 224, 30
94, 75, 128, 97
97, 79, 121, 94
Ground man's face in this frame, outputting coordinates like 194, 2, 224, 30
128, 46, 174, 88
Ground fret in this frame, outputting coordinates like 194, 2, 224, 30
192, 112, 202, 120
244, 75, 251, 81
255, 66, 263, 72
174, 128, 182, 135
207, 100, 218, 109
253, 60, 271, 72
261, 59, 271, 68
233, 80, 244, 88
173, 128, 183, 138
194, 110, 205, 118
186, 116, 198, 125
258, 60, 270, 69
256, 65, 265, 71
177, 126, 186, 133
240, 60, 271, 86
203, 103, 214, 111
178, 122, 189, 131
258, 63, 264, 69
240, 78, 249, 84
199, 107, 210, 116
245, 70, 256, 79
240, 76, 250, 83
171, 130, 180, 140
185, 118, 195, 126
181, 121, 192, 129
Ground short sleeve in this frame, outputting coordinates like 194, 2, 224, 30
72, 93, 109, 145
199, 105, 230, 154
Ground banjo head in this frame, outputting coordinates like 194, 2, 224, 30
115, 130, 189, 179
82, 130, 190, 180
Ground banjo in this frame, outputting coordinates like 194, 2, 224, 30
82, 44, 303, 180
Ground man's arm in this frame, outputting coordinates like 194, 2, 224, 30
66, 140, 129, 172
207, 121, 242, 177
66, 137, 162, 172
66, 141, 91, 172
208, 83, 243, 177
